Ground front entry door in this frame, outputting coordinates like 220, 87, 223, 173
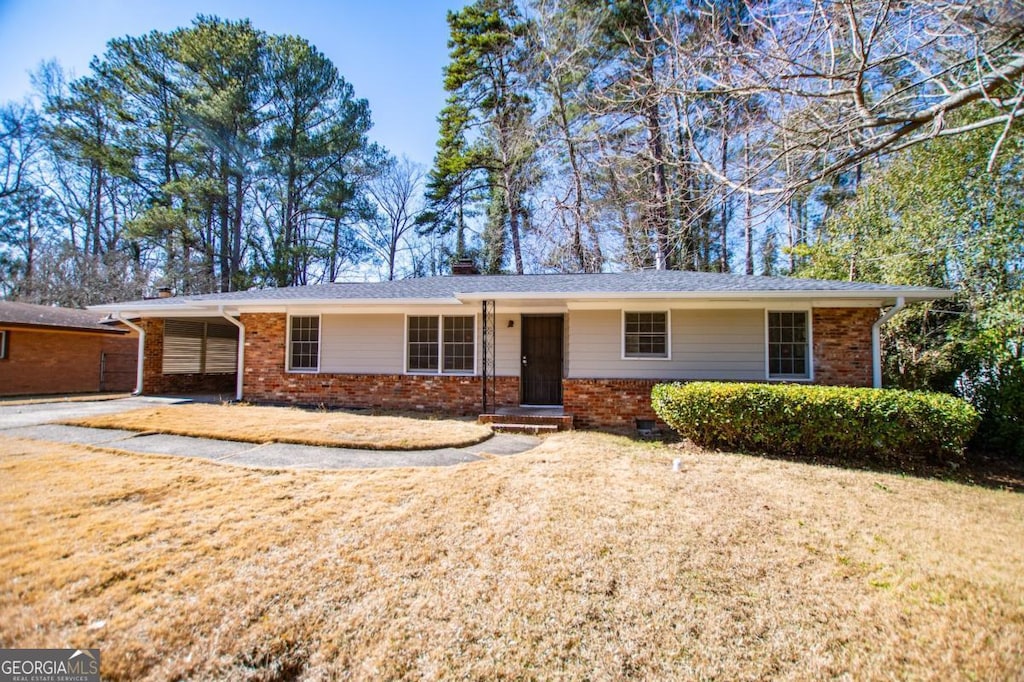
521, 315, 563, 405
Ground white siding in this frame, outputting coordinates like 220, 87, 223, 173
567, 309, 765, 380
319, 314, 404, 374
318, 312, 519, 376
494, 314, 520, 376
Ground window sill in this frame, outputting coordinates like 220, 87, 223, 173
406, 371, 477, 376
767, 375, 813, 382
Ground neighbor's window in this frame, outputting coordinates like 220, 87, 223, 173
768, 311, 809, 379
0, 330, 7, 360
288, 315, 320, 371
624, 311, 668, 358
408, 315, 475, 373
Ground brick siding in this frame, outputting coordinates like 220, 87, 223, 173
564, 379, 662, 430
812, 308, 876, 387
0, 327, 137, 396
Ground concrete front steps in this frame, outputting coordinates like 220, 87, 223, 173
478, 410, 574, 435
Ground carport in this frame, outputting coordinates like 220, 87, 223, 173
114, 314, 242, 400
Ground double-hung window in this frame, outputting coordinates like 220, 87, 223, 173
288, 315, 320, 372
407, 316, 439, 372
767, 311, 810, 379
407, 315, 475, 373
623, 311, 669, 359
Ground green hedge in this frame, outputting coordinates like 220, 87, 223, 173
651, 382, 979, 466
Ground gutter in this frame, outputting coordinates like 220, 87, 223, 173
113, 312, 146, 395
219, 307, 245, 402
871, 296, 905, 389
455, 288, 951, 303
89, 297, 463, 313
88, 288, 952, 314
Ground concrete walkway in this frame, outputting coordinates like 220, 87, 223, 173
0, 397, 541, 470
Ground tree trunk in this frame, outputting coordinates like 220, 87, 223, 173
93, 162, 104, 256
640, 22, 671, 271
720, 125, 730, 273
231, 172, 243, 290
744, 131, 754, 276
218, 154, 230, 292
504, 168, 524, 275
330, 214, 341, 282
553, 77, 602, 271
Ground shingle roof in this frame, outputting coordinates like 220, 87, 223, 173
0, 300, 127, 333
91, 270, 949, 311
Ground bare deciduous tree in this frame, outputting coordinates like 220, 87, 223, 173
668, 0, 1024, 195
359, 156, 425, 281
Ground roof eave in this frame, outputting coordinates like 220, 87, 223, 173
89, 297, 465, 315
88, 287, 951, 314
455, 288, 952, 302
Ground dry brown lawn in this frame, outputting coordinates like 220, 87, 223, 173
65, 403, 492, 450
1, 432, 1022, 681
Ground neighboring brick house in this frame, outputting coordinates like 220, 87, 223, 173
90, 271, 947, 429
0, 301, 138, 397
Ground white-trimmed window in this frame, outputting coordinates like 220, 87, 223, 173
623, 311, 670, 359
767, 311, 810, 379
407, 315, 475, 374
288, 315, 320, 372
0, 330, 7, 360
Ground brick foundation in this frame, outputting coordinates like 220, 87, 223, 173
245, 372, 519, 415
813, 308, 876, 387
138, 317, 236, 395
564, 379, 662, 431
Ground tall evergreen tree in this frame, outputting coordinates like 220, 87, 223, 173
425, 0, 534, 274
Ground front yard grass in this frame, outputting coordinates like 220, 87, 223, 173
63, 403, 492, 450
1, 431, 1022, 680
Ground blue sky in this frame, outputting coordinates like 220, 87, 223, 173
0, 0, 467, 167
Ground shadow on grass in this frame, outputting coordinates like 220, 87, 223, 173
649, 430, 1024, 494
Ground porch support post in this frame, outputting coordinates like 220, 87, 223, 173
114, 312, 145, 396
482, 300, 496, 413
871, 296, 905, 389
219, 307, 245, 402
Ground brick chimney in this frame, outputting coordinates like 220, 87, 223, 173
452, 258, 480, 276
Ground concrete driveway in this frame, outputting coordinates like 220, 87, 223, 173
0, 397, 540, 469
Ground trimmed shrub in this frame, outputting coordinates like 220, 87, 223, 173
651, 382, 979, 466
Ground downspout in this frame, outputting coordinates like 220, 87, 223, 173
219, 306, 245, 402
114, 312, 145, 396
871, 296, 905, 389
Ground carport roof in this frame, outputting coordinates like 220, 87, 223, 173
89, 270, 950, 313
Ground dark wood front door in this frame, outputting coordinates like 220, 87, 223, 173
521, 315, 563, 405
